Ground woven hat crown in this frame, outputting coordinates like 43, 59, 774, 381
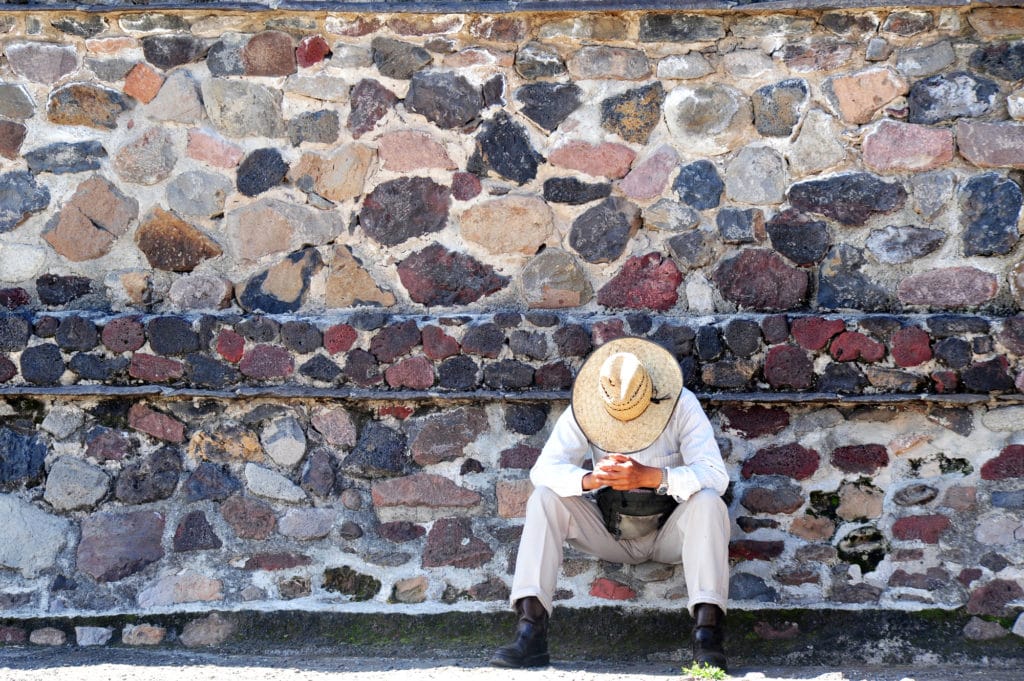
598, 352, 652, 422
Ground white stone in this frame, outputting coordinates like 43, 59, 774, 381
974, 514, 1022, 545
261, 416, 308, 468
982, 406, 1024, 432
664, 83, 752, 156
723, 49, 773, 79
0, 242, 47, 282
244, 463, 307, 503
43, 457, 109, 511
146, 71, 204, 123
657, 53, 714, 80
685, 273, 716, 313
725, 146, 787, 204
137, 572, 223, 608
284, 72, 351, 102
1009, 89, 1024, 121
41, 405, 85, 440
75, 626, 114, 646
0, 494, 70, 577
278, 507, 336, 540
787, 109, 846, 177
168, 274, 234, 311
1013, 612, 1024, 638
29, 627, 66, 645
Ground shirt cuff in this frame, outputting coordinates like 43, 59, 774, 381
667, 465, 701, 501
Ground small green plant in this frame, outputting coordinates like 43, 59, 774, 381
681, 661, 728, 680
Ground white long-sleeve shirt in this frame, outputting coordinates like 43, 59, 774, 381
530, 388, 728, 501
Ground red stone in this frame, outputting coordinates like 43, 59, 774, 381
831, 444, 889, 474
890, 326, 932, 367
385, 356, 435, 389
324, 324, 357, 354
981, 445, 1024, 480
959, 568, 983, 586
452, 172, 482, 201
0, 120, 27, 159
102, 317, 145, 353
956, 120, 1024, 169
892, 514, 951, 543
830, 331, 885, 362
86, 428, 133, 461
791, 316, 845, 351
377, 404, 415, 420
221, 496, 276, 539
129, 353, 184, 382
966, 578, 1024, 617
712, 249, 808, 311
296, 35, 331, 68
123, 62, 164, 103
499, 444, 541, 469
764, 345, 814, 390
242, 553, 312, 571
548, 140, 636, 179
372, 473, 482, 509
589, 578, 636, 601
239, 345, 294, 379
422, 517, 494, 568
128, 403, 185, 443
0, 626, 27, 643
729, 539, 785, 561
0, 288, 31, 310
422, 325, 460, 360
931, 371, 959, 393
863, 120, 954, 173
720, 405, 790, 439
742, 443, 819, 480
596, 253, 682, 312
216, 329, 245, 363
243, 31, 296, 77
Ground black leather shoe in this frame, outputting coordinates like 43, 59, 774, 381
490, 596, 550, 668
691, 603, 728, 672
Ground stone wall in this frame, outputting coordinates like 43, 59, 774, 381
2, 2, 1024, 649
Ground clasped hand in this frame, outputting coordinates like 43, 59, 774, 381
584, 453, 661, 491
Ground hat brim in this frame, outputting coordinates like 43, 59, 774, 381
571, 337, 683, 454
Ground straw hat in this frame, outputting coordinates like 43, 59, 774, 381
571, 337, 683, 454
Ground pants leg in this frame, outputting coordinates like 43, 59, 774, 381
650, 488, 731, 615
510, 486, 648, 615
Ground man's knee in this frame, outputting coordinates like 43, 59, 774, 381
526, 485, 562, 515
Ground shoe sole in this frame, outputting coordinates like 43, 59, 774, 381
488, 653, 550, 668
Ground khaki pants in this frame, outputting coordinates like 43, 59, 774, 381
509, 485, 730, 617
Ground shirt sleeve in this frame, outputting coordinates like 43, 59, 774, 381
663, 390, 729, 501
529, 407, 592, 497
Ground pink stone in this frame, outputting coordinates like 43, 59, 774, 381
377, 130, 456, 172
548, 141, 636, 179
830, 331, 885, 362
892, 514, 951, 543
499, 444, 541, 469
862, 121, 953, 173
890, 326, 932, 367
128, 403, 185, 443
187, 128, 244, 169
957, 120, 1024, 169
241, 553, 311, 571
243, 31, 296, 77
297, 35, 331, 68
377, 405, 414, 420
102, 317, 145, 353
827, 67, 907, 124
615, 144, 679, 200
497, 479, 532, 518
385, 356, 435, 389
129, 353, 184, 382
981, 445, 1024, 480
323, 324, 357, 354
943, 485, 977, 511
216, 329, 245, 363
371, 472, 482, 509
596, 253, 682, 312
0, 121, 26, 160
590, 577, 637, 601
422, 325, 459, 360
239, 345, 294, 379
897, 267, 999, 308
592, 319, 626, 346
451, 172, 482, 201
791, 317, 845, 351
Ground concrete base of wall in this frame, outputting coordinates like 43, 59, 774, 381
3, 608, 1023, 666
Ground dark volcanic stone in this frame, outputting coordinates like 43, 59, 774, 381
907, 71, 998, 125
0, 171, 51, 233
514, 42, 566, 80
553, 324, 591, 357
360, 177, 450, 247
650, 323, 696, 360
960, 173, 1023, 257
370, 320, 421, 363
742, 443, 819, 480
729, 572, 778, 602
543, 177, 611, 205
764, 345, 814, 390
174, 510, 222, 551
473, 112, 544, 185
639, 13, 725, 42
142, 34, 208, 69
818, 245, 891, 311
483, 359, 534, 389
281, 321, 322, 354
301, 448, 337, 497
712, 249, 808, 311
933, 338, 971, 369
299, 354, 341, 383
55, 316, 98, 352
569, 197, 641, 264
969, 42, 1024, 82
398, 243, 509, 306
147, 317, 199, 356
343, 348, 382, 387
422, 517, 494, 568
115, 447, 181, 505
438, 354, 479, 390
0, 315, 31, 352
535, 361, 573, 390
70, 353, 126, 380
696, 325, 723, 362
962, 357, 1015, 392
752, 79, 808, 137
724, 319, 762, 358
378, 521, 425, 543
185, 462, 241, 502
237, 148, 288, 197
928, 315, 990, 337
788, 173, 907, 226
406, 71, 483, 130
516, 82, 582, 132
20, 344, 64, 385
340, 422, 408, 479
819, 362, 868, 393
52, 15, 108, 38
371, 37, 432, 79
462, 323, 505, 359
0, 356, 15, 382
77, 510, 165, 582
766, 210, 831, 265
505, 403, 549, 435
24, 141, 106, 175
509, 330, 548, 360
0, 289, 30, 310
600, 82, 664, 145
37, 274, 91, 306
237, 316, 280, 343
0, 426, 46, 489
673, 160, 723, 210
347, 79, 399, 139
717, 207, 763, 244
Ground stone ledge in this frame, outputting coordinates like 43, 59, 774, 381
2, 608, 1023, 665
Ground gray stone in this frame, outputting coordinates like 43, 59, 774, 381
371, 37, 432, 79
866, 225, 946, 264
643, 200, 699, 235
41, 406, 85, 440
0, 171, 51, 233
568, 46, 650, 80
970, 42, 1024, 82
113, 128, 177, 186
866, 38, 893, 62
726, 147, 787, 204
0, 493, 70, 577
514, 42, 566, 80
730, 572, 779, 602
960, 173, 1023, 257
285, 72, 351, 102
818, 245, 892, 311
340, 422, 408, 479
287, 110, 340, 146
0, 83, 36, 120
360, 177, 450, 247
908, 71, 999, 125
542, 177, 611, 205
668, 231, 712, 270
86, 58, 135, 82
639, 14, 725, 42
656, 53, 713, 80
752, 79, 809, 137
897, 41, 956, 78
5, 42, 78, 84
406, 71, 483, 130
25, 141, 106, 175
261, 416, 307, 468
75, 627, 114, 646
520, 248, 593, 309
278, 508, 336, 540
167, 171, 233, 219
911, 170, 956, 218
569, 197, 641, 264
142, 34, 208, 70
788, 172, 907, 227
787, 109, 846, 177
0, 426, 46, 487
207, 33, 247, 77
202, 79, 284, 139
180, 613, 235, 648
47, 83, 131, 130
44, 457, 109, 511
717, 207, 764, 244
146, 71, 204, 124
664, 84, 752, 156
766, 210, 831, 266
243, 463, 307, 503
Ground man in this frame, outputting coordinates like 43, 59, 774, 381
491, 337, 731, 671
